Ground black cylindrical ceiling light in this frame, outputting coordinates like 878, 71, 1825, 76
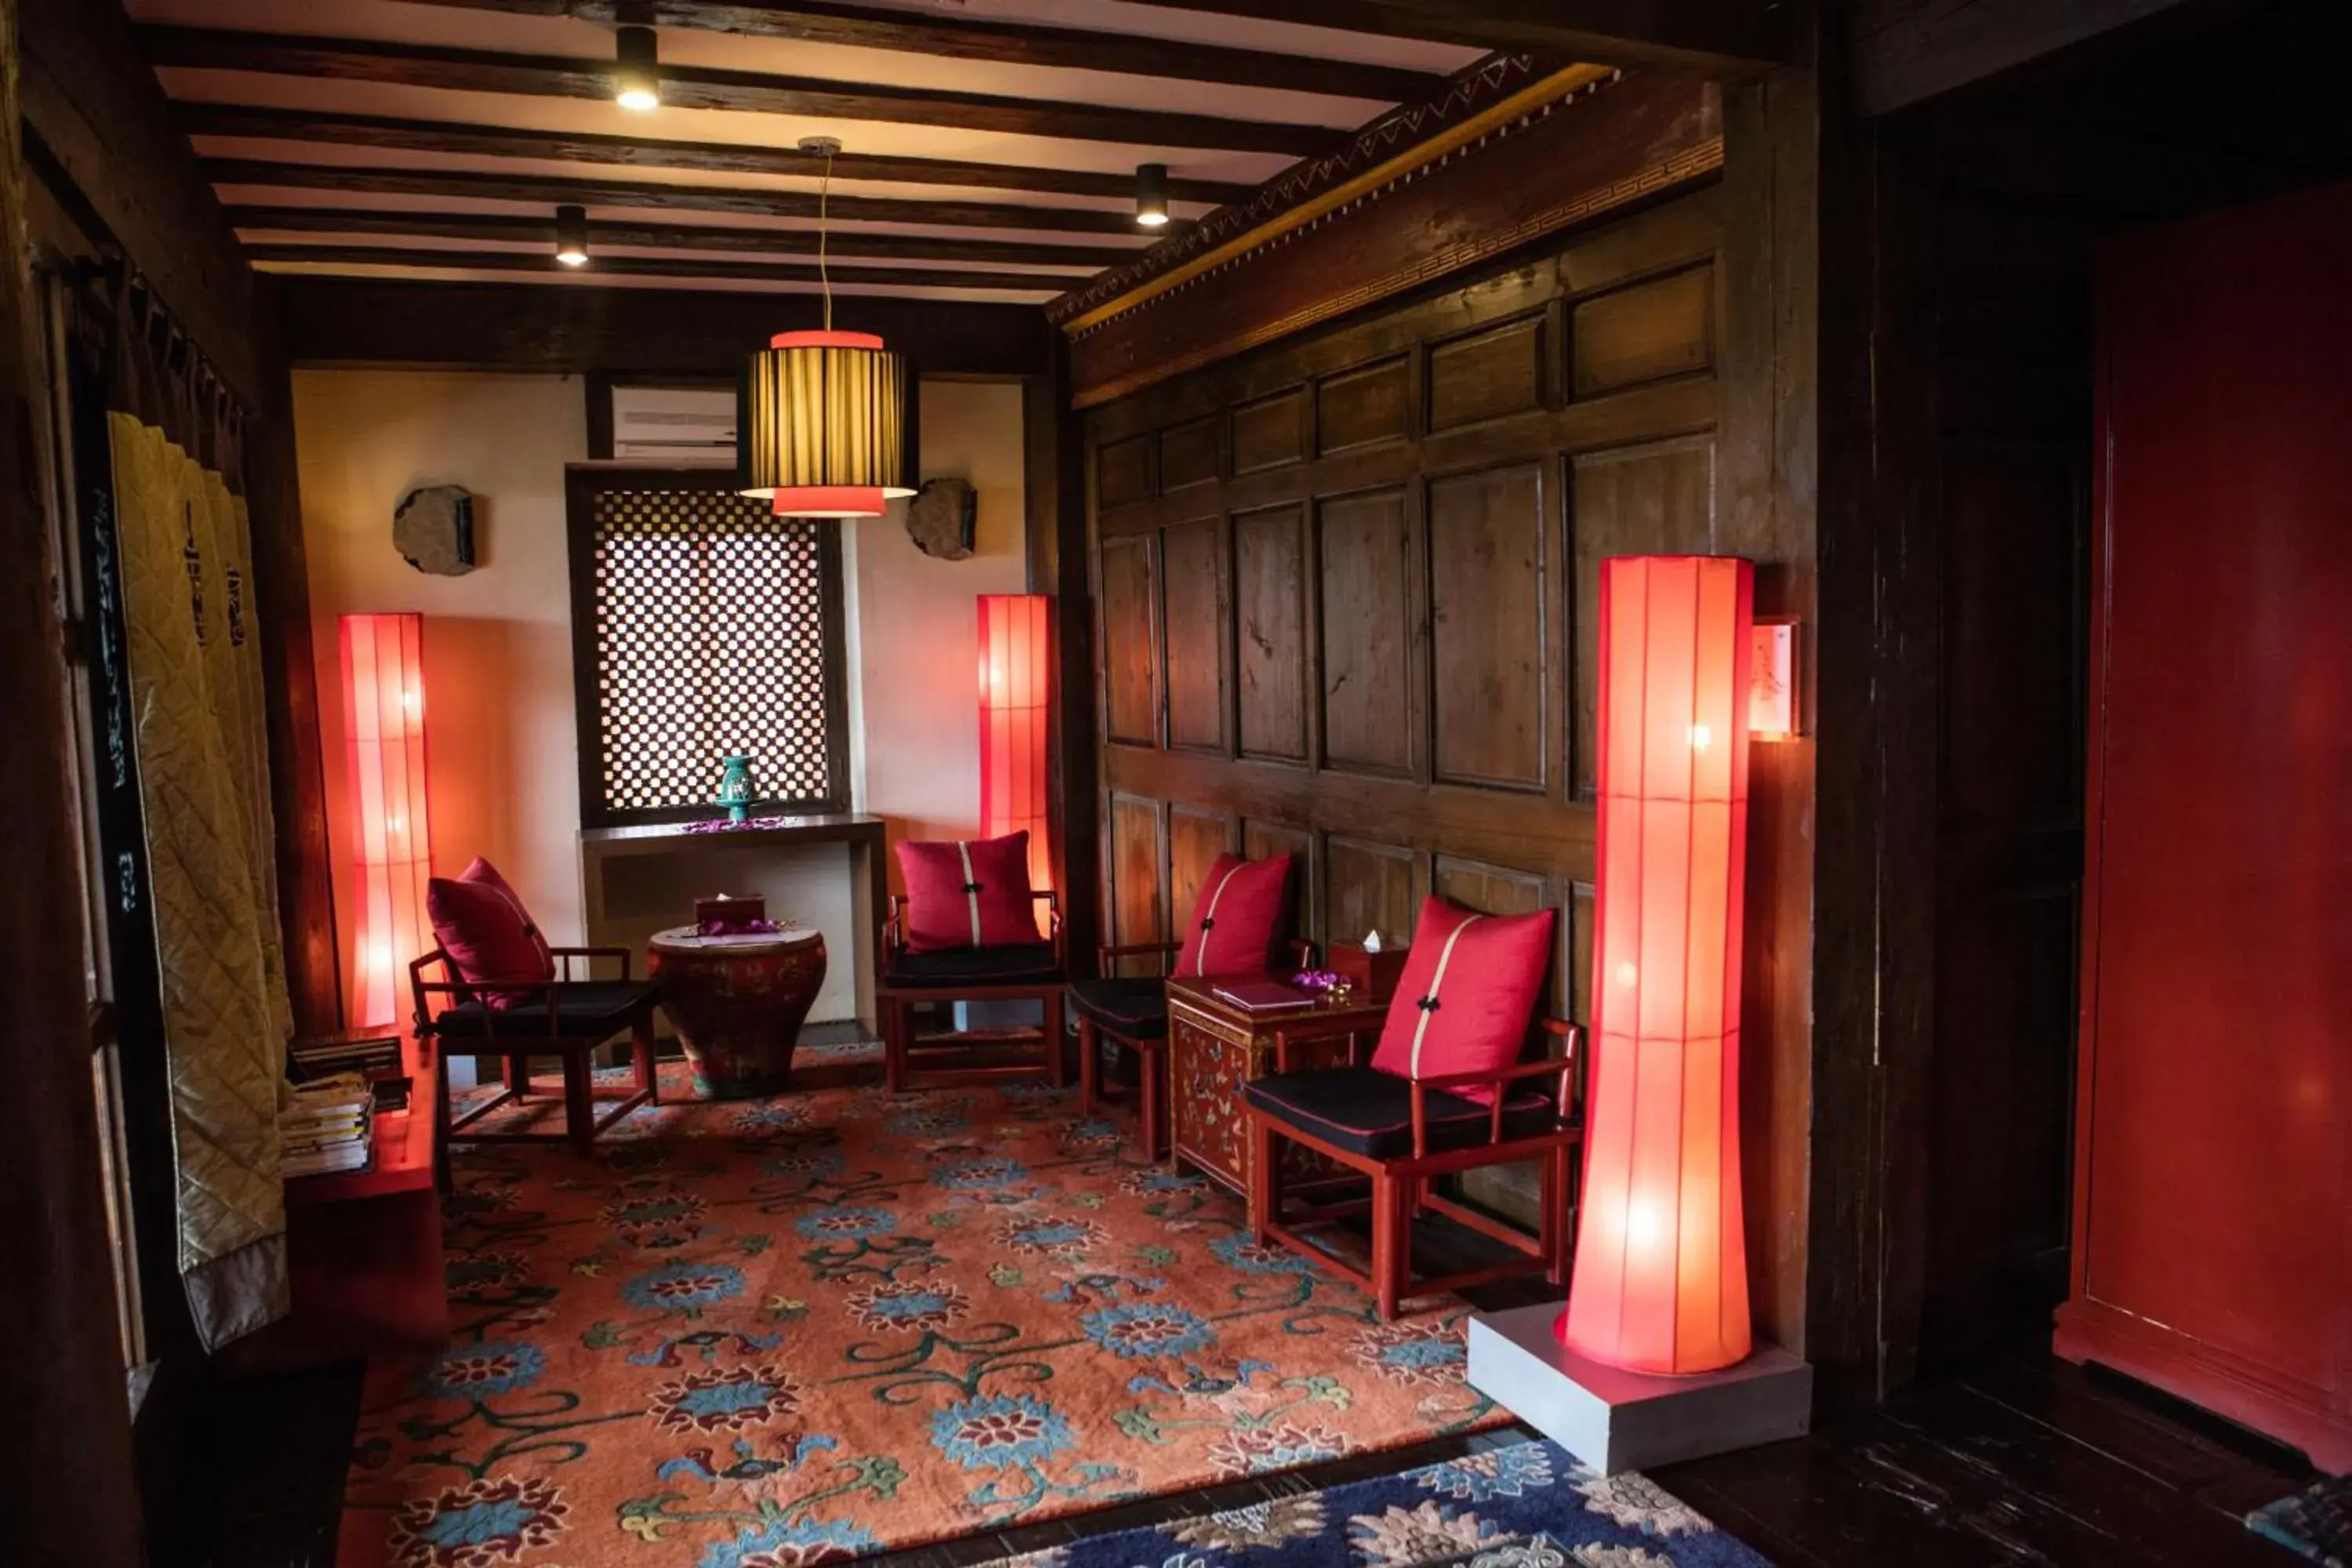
1134, 162, 1170, 228
554, 205, 590, 267
613, 25, 661, 111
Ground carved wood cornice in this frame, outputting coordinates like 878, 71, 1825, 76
1062, 70, 1724, 408
1044, 53, 1584, 329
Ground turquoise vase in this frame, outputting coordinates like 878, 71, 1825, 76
715, 754, 755, 822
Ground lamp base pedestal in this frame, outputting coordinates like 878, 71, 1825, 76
1467, 1302, 1813, 1476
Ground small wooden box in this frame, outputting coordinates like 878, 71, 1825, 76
695, 895, 766, 933
1329, 940, 1409, 1004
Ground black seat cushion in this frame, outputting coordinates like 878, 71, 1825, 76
884, 942, 1061, 989
1243, 1065, 1559, 1160
432, 979, 655, 1040
1067, 977, 1170, 1040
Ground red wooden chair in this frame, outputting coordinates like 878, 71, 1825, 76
1075, 935, 1319, 1160
1243, 1015, 1583, 1319
409, 945, 659, 1157
878, 889, 1065, 1091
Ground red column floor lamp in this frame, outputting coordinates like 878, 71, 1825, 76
1466, 556, 1811, 1473
978, 593, 1053, 914
341, 612, 433, 1029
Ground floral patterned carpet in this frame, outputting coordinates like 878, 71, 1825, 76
977, 1439, 1772, 1568
343, 1066, 1508, 1565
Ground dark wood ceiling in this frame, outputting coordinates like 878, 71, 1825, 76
126, 1, 1784, 308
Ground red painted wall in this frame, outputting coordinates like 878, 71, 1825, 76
2058, 180, 2352, 1471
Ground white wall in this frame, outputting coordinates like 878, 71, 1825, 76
294, 370, 1028, 1028
851, 379, 1031, 851
296, 371, 587, 1020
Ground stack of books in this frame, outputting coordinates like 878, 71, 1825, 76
281, 1073, 375, 1178
288, 1030, 402, 1083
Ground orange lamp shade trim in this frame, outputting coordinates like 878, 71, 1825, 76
1559, 555, 1755, 1376
978, 593, 1052, 898
340, 612, 434, 1029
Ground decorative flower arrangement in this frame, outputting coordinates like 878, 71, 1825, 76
1293, 969, 1345, 992
697, 916, 784, 937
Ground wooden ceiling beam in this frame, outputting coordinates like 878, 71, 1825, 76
202, 158, 1180, 237
136, 24, 1334, 154
223, 205, 1116, 269
277, 274, 1052, 376
1119, 0, 1781, 73
177, 103, 1255, 205
394, 0, 1443, 103
245, 243, 1061, 292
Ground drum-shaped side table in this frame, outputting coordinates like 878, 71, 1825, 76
647, 926, 827, 1098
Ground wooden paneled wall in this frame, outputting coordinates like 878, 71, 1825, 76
1086, 187, 1809, 1243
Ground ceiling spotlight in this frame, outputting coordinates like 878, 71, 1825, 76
1134, 162, 1170, 228
554, 205, 590, 267
613, 25, 660, 111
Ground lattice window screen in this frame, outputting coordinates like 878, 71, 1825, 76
577, 480, 845, 822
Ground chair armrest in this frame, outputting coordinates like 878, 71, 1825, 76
882, 894, 909, 960
1098, 939, 1178, 976
549, 945, 632, 982
1269, 1020, 1373, 1075
1408, 1018, 1584, 1155
1034, 889, 1065, 964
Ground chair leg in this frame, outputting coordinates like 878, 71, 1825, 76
1140, 1042, 1166, 1162
633, 1014, 659, 1105
882, 997, 906, 1093
434, 1043, 453, 1183
1250, 1116, 1278, 1245
1544, 1145, 1571, 1287
1044, 989, 1066, 1087
502, 1053, 528, 1098
1078, 1016, 1101, 1113
562, 1051, 596, 1157
1373, 1171, 1412, 1321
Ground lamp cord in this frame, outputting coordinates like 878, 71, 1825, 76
818, 147, 833, 332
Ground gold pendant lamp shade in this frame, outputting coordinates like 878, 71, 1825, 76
736, 136, 917, 520
737, 329, 917, 518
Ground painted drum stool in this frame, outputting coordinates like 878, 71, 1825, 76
647, 925, 826, 1098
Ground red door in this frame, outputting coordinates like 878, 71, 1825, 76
2057, 180, 2352, 1470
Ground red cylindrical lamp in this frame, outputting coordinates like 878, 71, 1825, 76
978, 593, 1052, 899
341, 612, 434, 1028
1559, 555, 1755, 1375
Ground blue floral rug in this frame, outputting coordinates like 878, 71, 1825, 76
2249, 1476, 2352, 1566
977, 1439, 1771, 1568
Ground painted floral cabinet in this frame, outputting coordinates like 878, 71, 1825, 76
1163, 978, 1385, 1197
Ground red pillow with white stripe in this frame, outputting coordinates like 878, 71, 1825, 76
896, 832, 1040, 952
1172, 852, 1294, 978
1368, 898, 1556, 1098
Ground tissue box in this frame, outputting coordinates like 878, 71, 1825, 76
1329, 940, 1409, 1003
695, 895, 767, 934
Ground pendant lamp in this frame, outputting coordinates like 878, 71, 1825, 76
739, 137, 917, 519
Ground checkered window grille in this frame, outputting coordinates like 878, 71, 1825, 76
569, 474, 848, 825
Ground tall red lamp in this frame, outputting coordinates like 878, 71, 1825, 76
977, 594, 1052, 906
341, 613, 433, 1028
1561, 555, 1753, 1374
1465, 556, 1809, 1475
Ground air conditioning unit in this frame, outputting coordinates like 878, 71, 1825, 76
611, 385, 737, 463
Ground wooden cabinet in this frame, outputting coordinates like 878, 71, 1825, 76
2056, 184, 2352, 1472
1164, 978, 1385, 1196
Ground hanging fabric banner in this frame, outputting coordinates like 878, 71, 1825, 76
94, 277, 292, 1349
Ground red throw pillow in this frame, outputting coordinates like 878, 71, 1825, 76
1369, 898, 1556, 1099
1173, 853, 1294, 978
427, 858, 555, 1006
456, 856, 554, 976
896, 832, 1040, 952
